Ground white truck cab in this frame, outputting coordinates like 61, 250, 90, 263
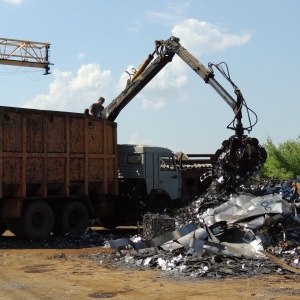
117, 144, 182, 212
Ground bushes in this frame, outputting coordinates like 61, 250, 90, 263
259, 136, 300, 180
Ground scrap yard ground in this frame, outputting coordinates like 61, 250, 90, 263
0, 229, 299, 300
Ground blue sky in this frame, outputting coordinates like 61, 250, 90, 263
1, 0, 299, 154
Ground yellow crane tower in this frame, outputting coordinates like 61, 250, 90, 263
0, 37, 52, 75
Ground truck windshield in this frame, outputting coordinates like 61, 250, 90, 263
127, 154, 142, 165
160, 155, 176, 171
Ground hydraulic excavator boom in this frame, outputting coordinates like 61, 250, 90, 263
101, 36, 267, 192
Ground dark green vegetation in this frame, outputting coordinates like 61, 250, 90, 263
260, 136, 300, 180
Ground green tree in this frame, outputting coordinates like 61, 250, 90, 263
259, 136, 300, 179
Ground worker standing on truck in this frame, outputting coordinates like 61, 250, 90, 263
89, 97, 105, 118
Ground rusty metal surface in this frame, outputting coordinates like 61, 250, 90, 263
0, 106, 118, 201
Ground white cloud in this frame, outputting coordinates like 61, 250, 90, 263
146, 0, 192, 26
115, 65, 133, 92
147, 59, 188, 90
119, 19, 251, 103
117, 57, 188, 92
141, 98, 165, 110
124, 18, 252, 110
172, 19, 251, 55
112, 59, 187, 112
126, 20, 143, 34
22, 64, 111, 112
128, 132, 152, 145
4, 0, 23, 4
146, 11, 180, 26
21, 19, 251, 116
128, 133, 139, 144
166, 0, 192, 15
78, 52, 86, 60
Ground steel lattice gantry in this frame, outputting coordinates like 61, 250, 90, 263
0, 37, 52, 74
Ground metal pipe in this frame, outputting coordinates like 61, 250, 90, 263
208, 77, 236, 109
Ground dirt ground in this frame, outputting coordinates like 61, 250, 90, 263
0, 229, 299, 300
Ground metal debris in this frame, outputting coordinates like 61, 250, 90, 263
108, 180, 300, 278
1, 179, 299, 280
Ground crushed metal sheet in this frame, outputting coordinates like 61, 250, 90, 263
198, 194, 293, 229
109, 222, 197, 250
108, 181, 300, 278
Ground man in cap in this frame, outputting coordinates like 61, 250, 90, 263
89, 97, 105, 118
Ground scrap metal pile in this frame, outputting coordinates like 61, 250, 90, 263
208, 135, 267, 193
108, 180, 300, 278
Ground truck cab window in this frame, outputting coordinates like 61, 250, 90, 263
127, 154, 142, 165
160, 155, 175, 171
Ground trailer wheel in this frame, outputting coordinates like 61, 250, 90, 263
10, 201, 54, 238
52, 201, 89, 236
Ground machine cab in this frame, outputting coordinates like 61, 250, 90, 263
118, 144, 182, 201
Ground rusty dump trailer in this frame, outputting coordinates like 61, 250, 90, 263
0, 106, 118, 238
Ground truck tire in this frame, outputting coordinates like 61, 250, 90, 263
52, 201, 89, 236
10, 201, 54, 238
